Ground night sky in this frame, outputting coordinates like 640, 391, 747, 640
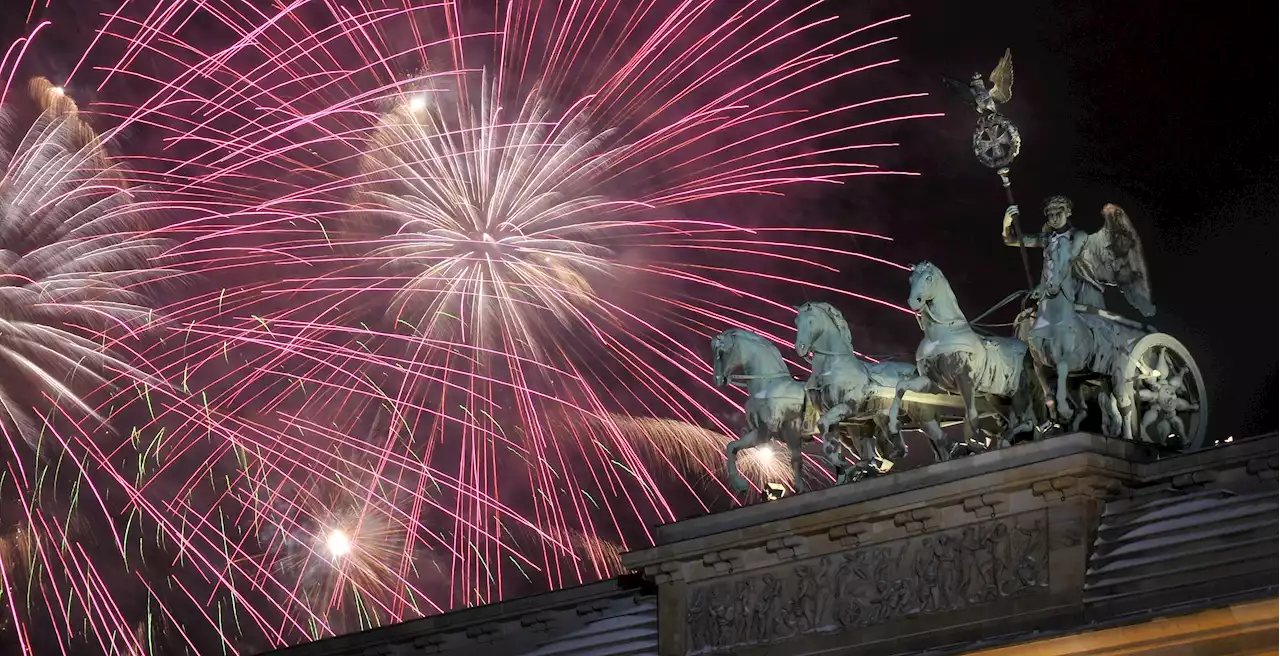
826, 1, 1277, 439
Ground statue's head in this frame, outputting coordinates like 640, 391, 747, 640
1042, 195, 1073, 230
970, 72, 983, 85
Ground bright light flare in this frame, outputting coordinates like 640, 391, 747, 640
327, 529, 353, 558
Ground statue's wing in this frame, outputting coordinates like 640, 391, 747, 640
941, 75, 976, 107
988, 48, 1014, 104
1075, 204, 1156, 316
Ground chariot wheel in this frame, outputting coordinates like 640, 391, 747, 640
1123, 333, 1208, 451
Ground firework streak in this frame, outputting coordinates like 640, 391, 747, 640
1, 1, 937, 653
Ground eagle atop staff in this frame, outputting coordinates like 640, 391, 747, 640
944, 48, 1015, 115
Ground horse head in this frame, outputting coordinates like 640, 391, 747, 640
908, 261, 943, 312
793, 302, 853, 359
710, 331, 733, 387
1039, 245, 1074, 302
711, 329, 754, 387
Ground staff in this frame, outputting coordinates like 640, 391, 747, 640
945, 48, 1034, 291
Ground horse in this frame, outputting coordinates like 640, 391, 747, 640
889, 262, 1043, 450
793, 302, 952, 477
1023, 246, 1146, 440
711, 328, 817, 493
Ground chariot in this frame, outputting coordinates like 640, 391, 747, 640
712, 47, 1209, 495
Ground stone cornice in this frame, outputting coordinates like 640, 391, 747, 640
1134, 431, 1276, 483
622, 432, 1138, 579
264, 575, 656, 656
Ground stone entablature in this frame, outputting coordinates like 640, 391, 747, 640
266, 433, 1275, 656
620, 432, 1278, 656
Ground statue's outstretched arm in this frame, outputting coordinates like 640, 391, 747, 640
1001, 205, 1044, 247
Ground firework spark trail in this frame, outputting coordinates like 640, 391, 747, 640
0, 54, 201, 654
106, 0, 931, 623
0, 0, 940, 652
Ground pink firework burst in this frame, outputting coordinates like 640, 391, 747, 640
0, 0, 938, 652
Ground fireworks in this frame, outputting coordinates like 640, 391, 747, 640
0, 75, 176, 653
0, 0, 935, 652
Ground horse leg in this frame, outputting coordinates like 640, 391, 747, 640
872, 412, 899, 472
1069, 384, 1089, 433
1055, 360, 1074, 423
788, 432, 806, 493
888, 376, 931, 435
1113, 367, 1135, 442
819, 403, 853, 482
880, 410, 908, 462
725, 428, 762, 492
887, 387, 906, 436
919, 419, 949, 464
956, 370, 984, 452
1099, 388, 1121, 438
1002, 383, 1034, 447
1032, 362, 1056, 422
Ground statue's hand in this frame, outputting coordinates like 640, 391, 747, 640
1002, 204, 1019, 228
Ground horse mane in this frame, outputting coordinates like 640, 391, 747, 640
910, 261, 938, 282
723, 328, 787, 367
724, 327, 773, 349
805, 302, 853, 347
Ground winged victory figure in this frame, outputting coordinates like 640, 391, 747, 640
1002, 198, 1155, 317
1075, 204, 1155, 316
943, 48, 1015, 115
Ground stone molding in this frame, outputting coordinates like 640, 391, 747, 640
684, 511, 1050, 655
622, 433, 1133, 587
965, 597, 1279, 656
264, 576, 657, 656
622, 432, 1277, 656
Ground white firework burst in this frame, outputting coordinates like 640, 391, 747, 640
353, 78, 626, 348
0, 78, 170, 445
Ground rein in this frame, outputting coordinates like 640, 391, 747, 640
726, 372, 797, 389
728, 372, 794, 381
916, 301, 966, 330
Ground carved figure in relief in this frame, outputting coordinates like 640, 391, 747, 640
834, 551, 871, 628
684, 515, 1050, 654
790, 562, 826, 632
757, 574, 792, 640
709, 586, 735, 646
933, 533, 961, 610
687, 587, 711, 651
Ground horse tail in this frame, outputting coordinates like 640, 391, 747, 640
801, 389, 819, 435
